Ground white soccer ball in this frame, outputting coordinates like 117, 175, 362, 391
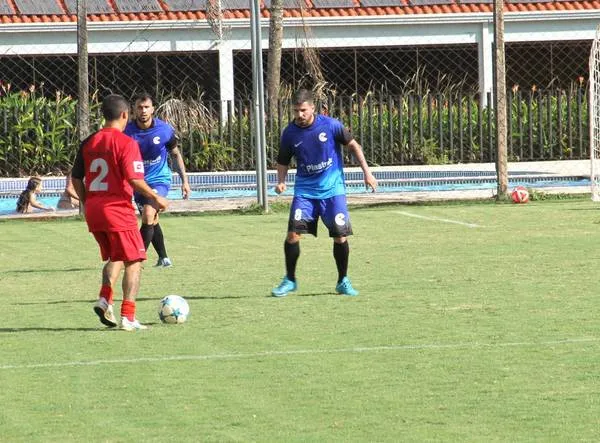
158, 295, 190, 324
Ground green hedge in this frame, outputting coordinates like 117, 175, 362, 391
0, 87, 589, 177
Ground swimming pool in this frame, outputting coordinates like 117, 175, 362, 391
0, 169, 590, 216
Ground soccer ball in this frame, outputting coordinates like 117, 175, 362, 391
158, 295, 190, 324
511, 186, 529, 204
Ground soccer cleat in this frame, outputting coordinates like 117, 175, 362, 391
336, 277, 359, 296
271, 276, 297, 297
120, 317, 149, 331
155, 257, 173, 268
93, 297, 117, 328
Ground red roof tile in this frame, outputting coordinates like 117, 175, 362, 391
0, 1, 598, 23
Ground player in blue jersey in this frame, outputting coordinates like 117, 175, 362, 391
125, 93, 191, 267
271, 89, 377, 297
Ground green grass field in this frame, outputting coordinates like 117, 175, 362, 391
1, 199, 600, 442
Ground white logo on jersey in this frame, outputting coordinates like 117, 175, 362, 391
144, 155, 161, 166
153, 136, 161, 145
294, 208, 302, 221
335, 213, 346, 226
318, 132, 328, 142
294, 141, 303, 147
305, 158, 333, 173
133, 161, 144, 173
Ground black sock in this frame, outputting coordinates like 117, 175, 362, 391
152, 223, 168, 259
333, 241, 349, 283
284, 241, 300, 282
140, 223, 154, 251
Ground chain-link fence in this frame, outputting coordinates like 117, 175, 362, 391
0, 2, 596, 180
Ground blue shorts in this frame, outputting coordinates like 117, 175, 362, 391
134, 183, 169, 213
288, 194, 352, 238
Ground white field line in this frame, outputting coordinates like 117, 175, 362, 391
394, 210, 483, 228
1, 337, 597, 370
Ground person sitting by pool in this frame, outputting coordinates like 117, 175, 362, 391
16, 176, 56, 214
57, 172, 80, 210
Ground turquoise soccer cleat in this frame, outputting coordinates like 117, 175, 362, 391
336, 277, 359, 296
272, 276, 297, 297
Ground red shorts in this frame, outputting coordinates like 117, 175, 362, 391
92, 230, 146, 263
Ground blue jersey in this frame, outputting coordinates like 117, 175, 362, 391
278, 114, 352, 199
124, 118, 177, 186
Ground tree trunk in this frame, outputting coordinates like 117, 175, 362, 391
267, 0, 283, 122
77, 0, 89, 142
493, 0, 508, 198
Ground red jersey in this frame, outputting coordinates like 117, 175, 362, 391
72, 128, 145, 232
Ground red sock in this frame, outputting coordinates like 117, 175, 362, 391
99, 285, 113, 304
121, 300, 136, 321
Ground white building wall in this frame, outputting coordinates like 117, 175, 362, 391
0, 10, 599, 103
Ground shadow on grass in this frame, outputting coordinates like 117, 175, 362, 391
0, 322, 163, 333
5, 267, 95, 274
13, 300, 93, 305
0, 327, 111, 332
268, 292, 336, 298
138, 295, 250, 301
12, 295, 249, 306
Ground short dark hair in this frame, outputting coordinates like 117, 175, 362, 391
101, 94, 129, 121
292, 89, 314, 106
134, 92, 154, 105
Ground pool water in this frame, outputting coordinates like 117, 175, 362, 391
0, 176, 590, 216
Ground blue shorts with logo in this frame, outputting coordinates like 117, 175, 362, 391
287, 194, 352, 238
134, 183, 169, 213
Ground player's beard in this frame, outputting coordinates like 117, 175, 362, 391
136, 115, 152, 128
295, 114, 314, 127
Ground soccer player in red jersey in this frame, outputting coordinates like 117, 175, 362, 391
71, 94, 168, 331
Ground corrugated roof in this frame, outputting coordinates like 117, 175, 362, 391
0, 0, 599, 24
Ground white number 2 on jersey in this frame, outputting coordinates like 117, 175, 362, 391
89, 158, 109, 191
